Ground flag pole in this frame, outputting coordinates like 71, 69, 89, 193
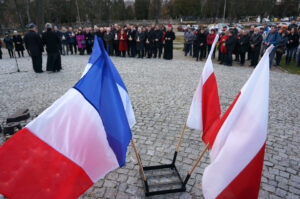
172, 113, 189, 165
131, 138, 147, 181
183, 143, 210, 186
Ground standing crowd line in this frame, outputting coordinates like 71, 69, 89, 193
184, 21, 300, 68
0, 23, 176, 73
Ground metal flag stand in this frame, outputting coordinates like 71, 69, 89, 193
131, 115, 210, 197
8, 50, 28, 74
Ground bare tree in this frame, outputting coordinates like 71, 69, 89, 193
14, 0, 25, 30
24, 0, 31, 23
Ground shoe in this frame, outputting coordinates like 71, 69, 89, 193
36, 70, 44, 73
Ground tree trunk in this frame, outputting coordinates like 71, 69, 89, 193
14, 0, 25, 31
24, 0, 31, 24
36, 0, 44, 33
75, 0, 81, 24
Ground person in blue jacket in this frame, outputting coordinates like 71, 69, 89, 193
264, 26, 280, 68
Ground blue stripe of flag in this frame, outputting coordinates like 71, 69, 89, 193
74, 36, 132, 167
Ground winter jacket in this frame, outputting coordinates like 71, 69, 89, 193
206, 33, 216, 45
287, 33, 299, 49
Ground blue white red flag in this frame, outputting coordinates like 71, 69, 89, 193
0, 36, 135, 199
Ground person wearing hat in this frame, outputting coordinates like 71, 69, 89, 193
42, 23, 62, 72
163, 24, 175, 60
4, 32, 14, 58
24, 23, 44, 73
13, 30, 25, 57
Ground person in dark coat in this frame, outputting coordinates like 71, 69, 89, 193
112, 25, 120, 56
61, 27, 69, 55
4, 32, 14, 58
163, 25, 176, 60
233, 30, 242, 61
153, 25, 163, 58
275, 31, 288, 66
0, 39, 3, 59
225, 30, 236, 66
84, 28, 93, 55
24, 24, 44, 73
248, 25, 255, 60
145, 26, 154, 58
128, 26, 137, 57
54, 26, 62, 55
94, 26, 106, 50
67, 27, 77, 55
42, 23, 62, 72
286, 28, 299, 65
239, 30, 250, 66
135, 27, 145, 58
249, 27, 263, 67
197, 28, 207, 61
103, 27, 114, 56
12, 31, 25, 57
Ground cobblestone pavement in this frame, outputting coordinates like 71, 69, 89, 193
0, 51, 299, 199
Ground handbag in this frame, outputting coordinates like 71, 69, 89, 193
81, 39, 86, 45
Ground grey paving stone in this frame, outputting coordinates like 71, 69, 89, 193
0, 53, 299, 199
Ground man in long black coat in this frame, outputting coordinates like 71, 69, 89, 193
225, 30, 236, 66
249, 27, 263, 66
42, 23, 62, 72
153, 25, 163, 58
24, 24, 44, 73
239, 30, 250, 65
163, 25, 176, 60
135, 27, 145, 58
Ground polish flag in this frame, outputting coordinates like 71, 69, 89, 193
202, 46, 274, 199
0, 36, 135, 199
187, 34, 221, 144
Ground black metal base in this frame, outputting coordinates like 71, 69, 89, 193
142, 163, 186, 196
141, 152, 191, 197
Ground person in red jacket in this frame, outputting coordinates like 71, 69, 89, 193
219, 31, 229, 64
118, 28, 128, 57
206, 29, 216, 58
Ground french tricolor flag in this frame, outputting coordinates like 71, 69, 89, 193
0, 36, 135, 199
187, 34, 221, 145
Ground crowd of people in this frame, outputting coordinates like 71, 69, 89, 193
0, 23, 176, 73
1, 20, 299, 73
184, 20, 300, 68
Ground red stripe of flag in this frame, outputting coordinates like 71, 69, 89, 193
0, 128, 93, 199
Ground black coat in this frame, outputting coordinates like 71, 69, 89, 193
84, 32, 93, 46
42, 30, 61, 53
163, 31, 176, 60
197, 32, 207, 46
135, 32, 145, 50
4, 36, 13, 50
249, 33, 263, 49
226, 36, 236, 52
287, 33, 299, 49
239, 34, 250, 53
128, 29, 137, 45
13, 35, 25, 51
24, 30, 44, 56
153, 30, 163, 46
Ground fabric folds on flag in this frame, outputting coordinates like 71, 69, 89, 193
202, 46, 274, 199
186, 34, 221, 144
0, 36, 135, 199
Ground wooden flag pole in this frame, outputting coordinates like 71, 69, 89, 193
131, 138, 147, 181
172, 113, 189, 165
183, 143, 210, 186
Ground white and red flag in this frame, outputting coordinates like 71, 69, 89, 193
187, 34, 221, 144
202, 45, 274, 199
